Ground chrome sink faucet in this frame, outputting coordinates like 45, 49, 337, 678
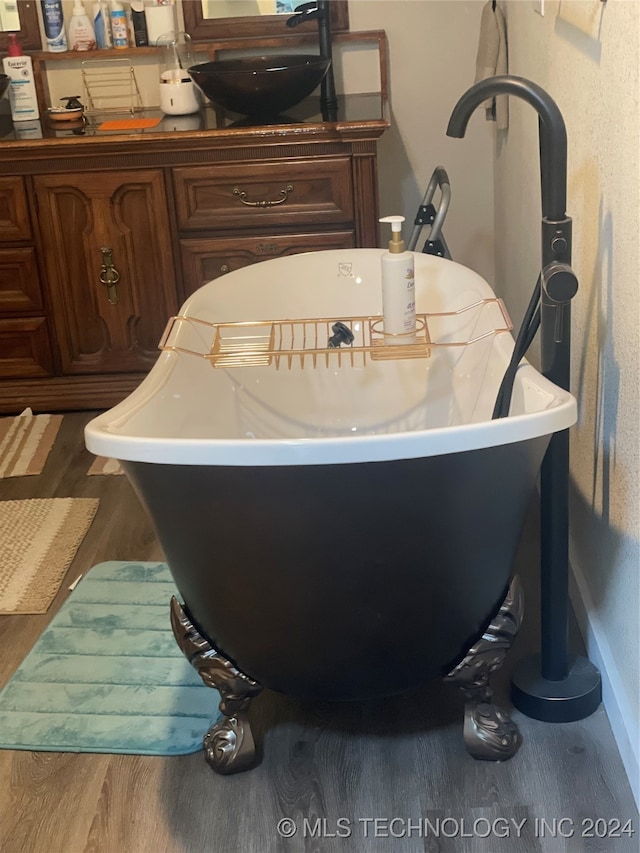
286, 0, 338, 112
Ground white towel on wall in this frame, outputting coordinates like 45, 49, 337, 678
475, 0, 509, 131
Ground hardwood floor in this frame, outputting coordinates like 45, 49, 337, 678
0, 411, 637, 853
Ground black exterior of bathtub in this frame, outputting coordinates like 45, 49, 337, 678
124, 436, 549, 702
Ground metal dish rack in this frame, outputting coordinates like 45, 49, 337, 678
81, 58, 143, 115
158, 297, 512, 370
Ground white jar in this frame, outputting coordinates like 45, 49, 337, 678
159, 70, 200, 116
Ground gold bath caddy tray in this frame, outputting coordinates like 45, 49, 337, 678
158, 298, 512, 369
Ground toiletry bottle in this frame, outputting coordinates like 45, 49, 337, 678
100, 1, 113, 47
129, 0, 148, 46
40, 0, 68, 52
379, 215, 416, 345
2, 35, 40, 122
110, 0, 129, 48
93, 2, 106, 48
68, 0, 97, 51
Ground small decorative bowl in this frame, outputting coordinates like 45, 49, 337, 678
47, 107, 84, 122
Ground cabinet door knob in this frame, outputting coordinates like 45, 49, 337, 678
99, 246, 121, 305
232, 184, 294, 208
220, 264, 230, 275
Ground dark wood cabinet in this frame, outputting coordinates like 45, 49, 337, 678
0, 108, 387, 413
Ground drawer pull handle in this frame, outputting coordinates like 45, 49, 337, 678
99, 247, 120, 305
233, 184, 294, 208
220, 264, 230, 275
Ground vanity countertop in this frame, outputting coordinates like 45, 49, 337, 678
0, 93, 388, 160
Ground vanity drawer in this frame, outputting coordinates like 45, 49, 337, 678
0, 177, 32, 242
173, 158, 354, 232
0, 247, 43, 312
0, 317, 53, 378
180, 230, 355, 295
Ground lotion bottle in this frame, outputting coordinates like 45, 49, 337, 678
2, 35, 40, 122
379, 215, 416, 345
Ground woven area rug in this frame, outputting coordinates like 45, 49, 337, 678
0, 498, 99, 614
0, 562, 218, 756
0, 412, 63, 478
87, 456, 122, 476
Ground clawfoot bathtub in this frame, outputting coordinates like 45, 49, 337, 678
85, 249, 576, 774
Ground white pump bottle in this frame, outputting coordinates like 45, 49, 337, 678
379, 215, 416, 345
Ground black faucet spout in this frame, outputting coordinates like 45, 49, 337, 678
447, 75, 567, 221
287, 0, 337, 112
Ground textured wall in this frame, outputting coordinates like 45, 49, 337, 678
494, 0, 639, 794
350, 0, 495, 281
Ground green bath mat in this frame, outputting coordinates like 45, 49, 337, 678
0, 562, 219, 756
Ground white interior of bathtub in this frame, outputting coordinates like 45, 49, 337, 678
85, 250, 577, 466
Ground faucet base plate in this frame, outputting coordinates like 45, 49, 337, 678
511, 653, 601, 722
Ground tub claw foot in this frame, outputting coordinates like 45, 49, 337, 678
170, 596, 263, 774
203, 709, 256, 775
444, 576, 524, 761
463, 700, 521, 760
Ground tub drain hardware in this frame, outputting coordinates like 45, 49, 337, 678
157, 298, 512, 370
327, 321, 355, 349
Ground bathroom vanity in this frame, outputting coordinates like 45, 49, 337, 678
0, 94, 388, 412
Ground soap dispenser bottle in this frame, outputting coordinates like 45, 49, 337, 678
68, 0, 96, 50
379, 215, 416, 345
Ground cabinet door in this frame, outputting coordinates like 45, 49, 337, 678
34, 171, 178, 374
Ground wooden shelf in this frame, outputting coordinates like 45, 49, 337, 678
30, 46, 163, 61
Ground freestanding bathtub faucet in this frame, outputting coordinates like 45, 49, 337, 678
447, 75, 602, 723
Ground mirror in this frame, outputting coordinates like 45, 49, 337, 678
183, 0, 348, 41
201, 2, 299, 16
0, 0, 41, 50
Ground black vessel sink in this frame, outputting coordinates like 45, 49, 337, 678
188, 55, 330, 117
